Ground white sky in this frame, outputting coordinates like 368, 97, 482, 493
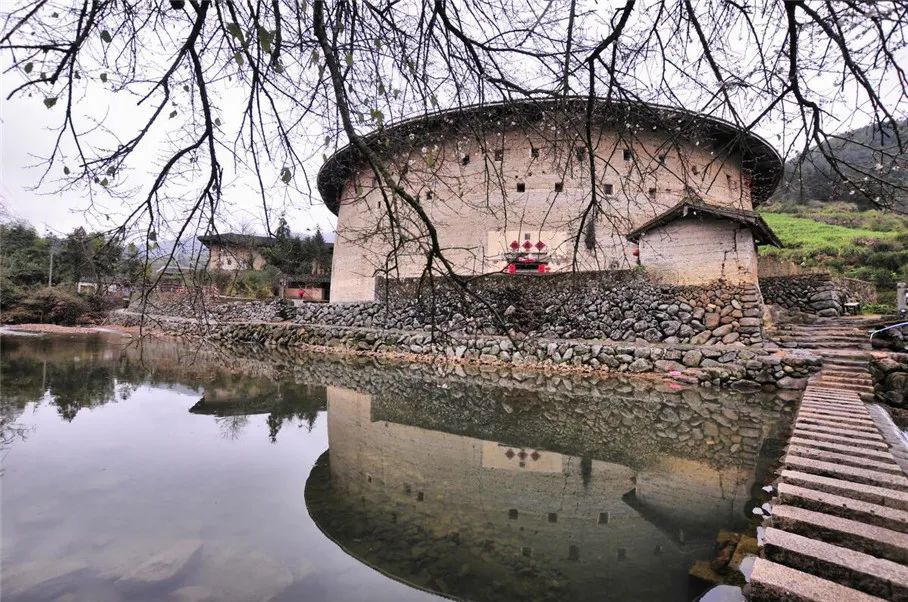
1, 1, 905, 240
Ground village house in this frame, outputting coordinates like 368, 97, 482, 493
197, 233, 275, 272
317, 99, 783, 302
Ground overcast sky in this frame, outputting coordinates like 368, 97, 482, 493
2, 2, 905, 241
0, 78, 339, 239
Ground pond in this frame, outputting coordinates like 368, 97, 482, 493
0, 332, 794, 601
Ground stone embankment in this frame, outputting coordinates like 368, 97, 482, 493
107, 310, 820, 391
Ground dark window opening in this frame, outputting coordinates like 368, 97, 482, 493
516, 182, 526, 193
426, 190, 434, 200
494, 149, 504, 161
404, 484, 412, 495
692, 165, 699, 175
530, 147, 540, 158
623, 149, 633, 162
548, 513, 558, 523
462, 154, 470, 166
366, 474, 373, 483
554, 182, 564, 192
509, 509, 519, 520
617, 548, 627, 560
521, 547, 532, 557
568, 545, 580, 561
603, 183, 614, 195
648, 187, 657, 199
417, 491, 424, 502
598, 512, 609, 525
658, 154, 667, 165
575, 147, 585, 161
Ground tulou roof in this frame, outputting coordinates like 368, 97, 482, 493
626, 200, 782, 247
197, 233, 276, 248
317, 97, 784, 215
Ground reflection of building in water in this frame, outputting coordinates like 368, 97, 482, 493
307, 385, 787, 602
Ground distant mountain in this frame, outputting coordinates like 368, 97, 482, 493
771, 119, 908, 211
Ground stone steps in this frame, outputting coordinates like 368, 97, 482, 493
754, 353, 908, 600
748, 558, 886, 601
762, 527, 908, 599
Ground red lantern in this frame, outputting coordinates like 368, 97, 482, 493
632, 248, 640, 257
537, 264, 547, 273
535, 241, 545, 250
507, 263, 516, 274
510, 240, 519, 250
522, 240, 532, 250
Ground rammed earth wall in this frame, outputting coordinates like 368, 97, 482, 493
106, 311, 820, 390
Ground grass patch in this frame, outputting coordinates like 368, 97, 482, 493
761, 213, 901, 256
759, 210, 908, 301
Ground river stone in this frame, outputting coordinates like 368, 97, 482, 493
2, 559, 91, 600
704, 313, 720, 329
712, 324, 734, 337
628, 358, 653, 372
170, 585, 217, 602
118, 540, 203, 588
682, 350, 703, 367
776, 376, 807, 390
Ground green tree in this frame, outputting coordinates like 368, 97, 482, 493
0, 222, 50, 306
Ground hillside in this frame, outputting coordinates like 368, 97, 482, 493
759, 204, 908, 308
771, 119, 908, 211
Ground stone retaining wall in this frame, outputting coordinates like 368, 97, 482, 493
870, 352, 908, 408
107, 311, 820, 390
149, 271, 766, 346
759, 274, 843, 317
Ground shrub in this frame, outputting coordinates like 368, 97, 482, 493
1, 287, 92, 325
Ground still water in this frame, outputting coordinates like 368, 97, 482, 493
0, 333, 793, 601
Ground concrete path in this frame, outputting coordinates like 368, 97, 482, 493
751, 317, 908, 600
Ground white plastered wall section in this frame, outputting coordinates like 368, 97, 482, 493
637, 216, 759, 285
329, 127, 755, 302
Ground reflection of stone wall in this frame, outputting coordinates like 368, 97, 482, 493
107, 310, 820, 390
312, 385, 775, 601
759, 274, 843, 317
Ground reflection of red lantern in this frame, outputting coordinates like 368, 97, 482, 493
510, 240, 519, 250
535, 241, 545, 250
507, 263, 516, 273
522, 240, 532, 250
537, 264, 547, 273
632, 247, 640, 256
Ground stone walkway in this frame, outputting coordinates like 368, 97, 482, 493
751, 317, 908, 600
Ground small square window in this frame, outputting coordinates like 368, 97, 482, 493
554, 182, 564, 192
417, 491, 424, 502
462, 154, 470, 166
598, 512, 609, 525
623, 149, 633, 162
548, 513, 558, 523
575, 147, 585, 161
531, 147, 540, 159
494, 149, 504, 161
658, 154, 667, 165
404, 484, 412, 495
692, 165, 699, 175
366, 474, 373, 483
648, 187, 657, 198
516, 182, 526, 193
426, 190, 434, 200
508, 509, 519, 520
603, 183, 614, 195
